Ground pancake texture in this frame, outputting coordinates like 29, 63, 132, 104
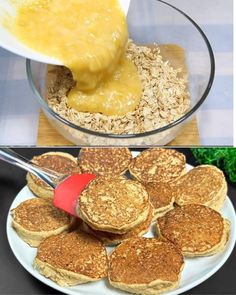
144, 182, 175, 220
109, 237, 184, 295
11, 198, 73, 247
172, 165, 227, 211
81, 205, 153, 246
11, 148, 232, 293
157, 204, 230, 257
78, 147, 132, 176
34, 231, 108, 286
77, 176, 150, 234
129, 148, 186, 183
27, 152, 80, 200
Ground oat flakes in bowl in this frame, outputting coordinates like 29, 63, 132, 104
27, 0, 215, 146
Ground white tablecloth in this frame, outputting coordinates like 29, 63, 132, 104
0, 0, 233, 146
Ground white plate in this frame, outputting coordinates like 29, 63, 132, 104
6, 163, 236, 295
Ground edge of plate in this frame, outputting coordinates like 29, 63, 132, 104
6, 165, 236, 295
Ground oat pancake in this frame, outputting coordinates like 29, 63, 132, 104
109, 237, 184, 295
77, 176, 150, 234
82, 205, 153, 246
129, 148, 186, 183
157, 204, 230, 257
172, 165, 227, 211
11, 198, 73, 247
78, 147, 132, 176
144, 182, 175, 220
34, 231, 108, 286
27, 152, 80, 200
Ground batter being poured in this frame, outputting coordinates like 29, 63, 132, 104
5, 0, 142, 115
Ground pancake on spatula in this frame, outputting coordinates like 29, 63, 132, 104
77, 176, 150, 234
81, 205, 153, 246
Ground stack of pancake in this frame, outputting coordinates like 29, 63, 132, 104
77, 176, 151, 237
11, 148, 231, 294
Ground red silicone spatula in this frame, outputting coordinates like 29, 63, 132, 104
0, 148, 96, 216
53, 173, 96, 215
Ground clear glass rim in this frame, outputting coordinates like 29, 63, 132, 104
26, 0, 215, 140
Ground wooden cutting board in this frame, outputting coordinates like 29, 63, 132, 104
37, 44, 200, 146
37, 112, 200, 146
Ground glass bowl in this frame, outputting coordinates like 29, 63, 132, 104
26, 0, 215, 146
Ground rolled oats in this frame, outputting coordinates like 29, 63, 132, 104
47, 41, 190, 135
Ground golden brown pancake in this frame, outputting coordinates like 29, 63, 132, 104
172, 165, 227, 211
129, 148, 186, 183
77, 176, 150, 234
11, 198, 73, 247
78, 147, 132, 176
144, 182, 175, 220
157, 204, 230, 257
27, 152, 80, 200
82, 205, 153, 246
109, 237, 184, 295
34, 231, 108, 286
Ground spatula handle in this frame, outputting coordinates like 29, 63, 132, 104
0, 148, 57, 189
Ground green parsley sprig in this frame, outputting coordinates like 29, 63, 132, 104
191, 148, 236, 183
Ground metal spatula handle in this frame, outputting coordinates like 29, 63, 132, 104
0, 148, 63, 189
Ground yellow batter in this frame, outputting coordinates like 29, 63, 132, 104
68, 56, 142, 116
5, 0, 142, 115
